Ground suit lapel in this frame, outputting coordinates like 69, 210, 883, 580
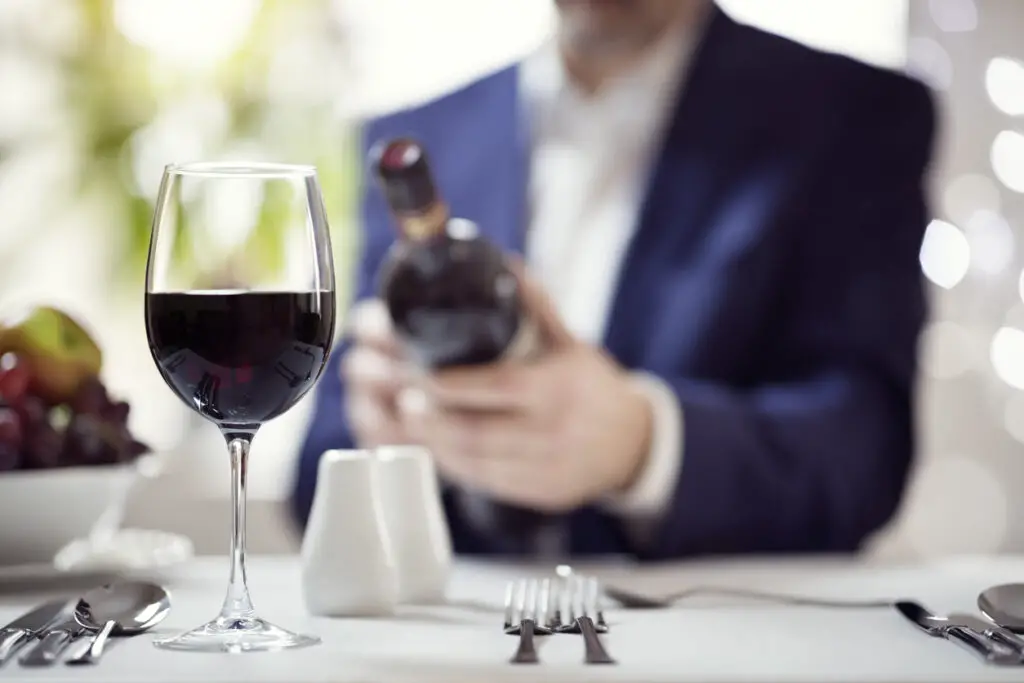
427, 67, 528, 256
600, 7, 745, 366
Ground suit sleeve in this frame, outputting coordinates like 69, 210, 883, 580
289, 119, 397, 528
642, 78, 938, 559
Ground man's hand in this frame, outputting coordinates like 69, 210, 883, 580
340, 299, 412, 447
400, 267, 655, 513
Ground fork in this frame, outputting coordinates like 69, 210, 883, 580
504, 578, 552, 664
557, 575, 616, 665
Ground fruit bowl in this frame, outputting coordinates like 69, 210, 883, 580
0, 306, 150, 566
0, 462, 135, 566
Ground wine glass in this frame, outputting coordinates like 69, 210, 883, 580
144, 162, 336, 653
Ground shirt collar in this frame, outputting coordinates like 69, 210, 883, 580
521, 15, 703, 148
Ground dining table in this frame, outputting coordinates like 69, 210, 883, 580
3, 553, 1024, 683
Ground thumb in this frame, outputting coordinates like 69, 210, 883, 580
506, 256, 574, 350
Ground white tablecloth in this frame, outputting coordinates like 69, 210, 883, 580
3, 554, 1024, 683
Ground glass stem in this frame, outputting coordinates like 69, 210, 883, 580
220, 435, 255, 622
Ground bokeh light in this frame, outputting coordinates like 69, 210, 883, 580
990, 326, 1024, 390
965, 209, 1015, 276
0, 53, 62, 142
906, 36, 953, 90
985, 57, 1024, 116
920, 219, 970, 289
113, 0, 260, 70
129, 95, 232, 200
927, 0, 978, 32
991, 130, 1024, 193
942, 173, 1001, 227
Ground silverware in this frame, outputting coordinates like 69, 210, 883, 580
603, 583, 896, 610
0, 599, 73, 666
557, 575, 615, 665
949, 611, 1024, 656
66, 581, 171, 666
895, 600, 1020, 666
503, 578, 552, 664
19, 618, 84, 667
978, 584, 1024, 633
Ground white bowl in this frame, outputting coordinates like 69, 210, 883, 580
0, 463, 134, 567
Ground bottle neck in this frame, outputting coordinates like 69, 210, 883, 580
394, 200, 450, 241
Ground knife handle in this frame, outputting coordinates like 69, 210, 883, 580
947, 626, 1004, 663
20, 629, 74, 667
0, 628, 30, 665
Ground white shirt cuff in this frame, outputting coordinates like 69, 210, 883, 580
601, 372, 683, 520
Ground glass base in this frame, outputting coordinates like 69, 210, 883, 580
153, 615, 320, 653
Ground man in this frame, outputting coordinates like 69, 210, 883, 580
292, 0, 937, 560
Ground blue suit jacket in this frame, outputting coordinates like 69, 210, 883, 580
291, 7, 937, 560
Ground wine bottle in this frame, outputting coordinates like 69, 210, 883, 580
370, 137, 539, 369
370, 137, 551, 553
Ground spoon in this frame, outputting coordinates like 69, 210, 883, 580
979, 584, 1024, 634
65, 581, 171, 666
894, 600, 1020, 666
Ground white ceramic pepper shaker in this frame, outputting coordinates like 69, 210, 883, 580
376, 445, 453, 604
300, 449, 399, 617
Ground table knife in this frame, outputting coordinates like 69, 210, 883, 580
948, 612, 1024, 656
19, 618, 84, 667
0, 599, 73, 666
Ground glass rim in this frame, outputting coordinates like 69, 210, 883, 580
165, 161, 317, 179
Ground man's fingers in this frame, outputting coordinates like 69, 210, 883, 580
395, 391, 567, 509
347, 299, 401, 355
346, 392, 407, 447
341, 346, 409, 394
420, 362, 533, 412
506, 258, 574, 350
428, 442, 562, 510
399, 394, 547, 462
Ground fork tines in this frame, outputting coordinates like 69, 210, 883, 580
504, 578, 553, 635
504, 578, 554, 665
555, 574, 609, 634
556, 573, 616, 665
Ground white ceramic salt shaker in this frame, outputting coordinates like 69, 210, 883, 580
300, 449, 399, 617
376, 445, 453, 604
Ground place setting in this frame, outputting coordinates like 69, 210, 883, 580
0, 581, 171, 668
6, 156, 1024, 683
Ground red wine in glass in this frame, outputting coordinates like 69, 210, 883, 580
146, 291, 335, 436
145, 161, 335, 653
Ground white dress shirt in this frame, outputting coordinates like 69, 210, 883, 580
519, 23, 699, 528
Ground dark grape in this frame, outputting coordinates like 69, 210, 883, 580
0, 408, 23, 448
69, 377, 108, 417
22, 424, 63, 469
64, 415, 117, 466
127, 439, 149, 459
13, 395, 47, 431
0, 443, 19, 471
103, 401, 130, 426
0, 359, 30, 403
0, 368, 148, 472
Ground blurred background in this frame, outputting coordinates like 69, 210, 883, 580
0, 0, 1019, 558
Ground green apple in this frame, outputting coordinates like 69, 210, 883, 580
0, 306, 103, 403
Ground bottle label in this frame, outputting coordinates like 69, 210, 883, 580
394, 201, 449, 241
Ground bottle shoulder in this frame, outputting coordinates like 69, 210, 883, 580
382, 219, 508, 272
